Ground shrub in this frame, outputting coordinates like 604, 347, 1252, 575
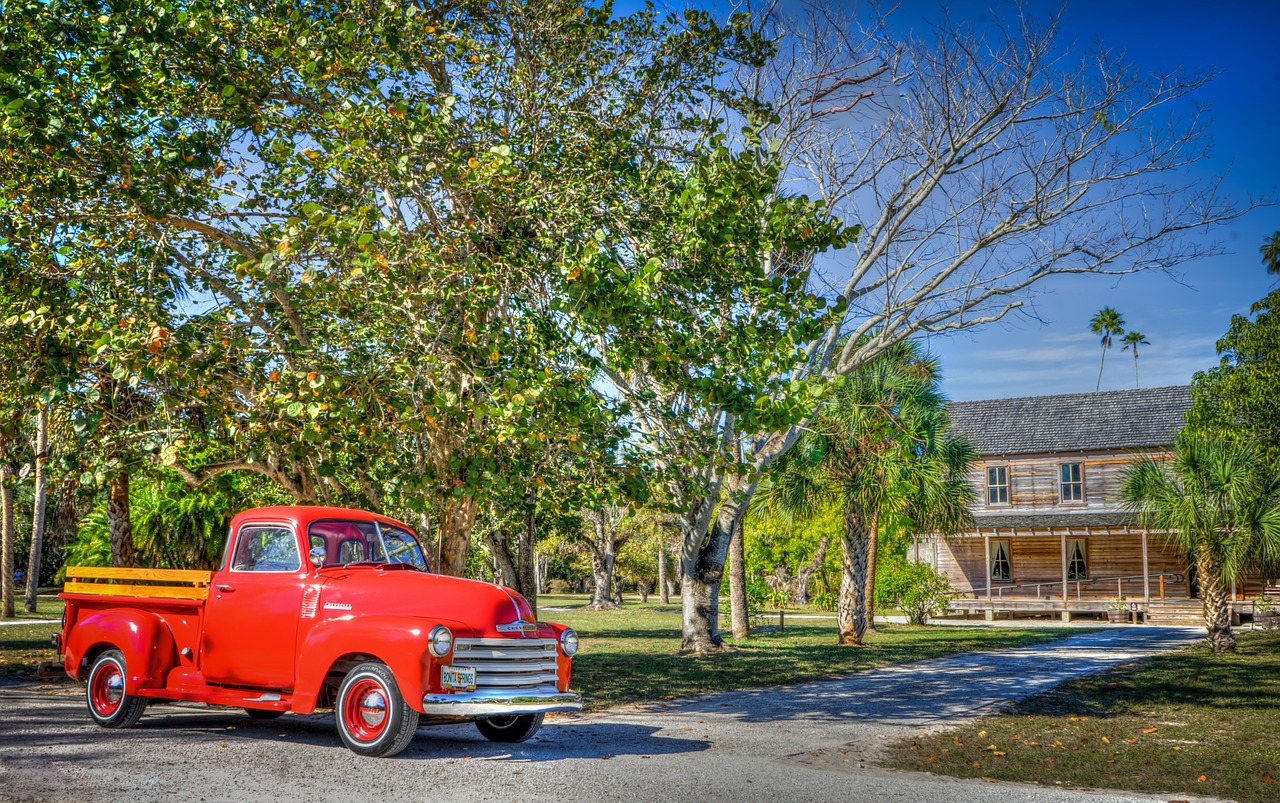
877, 557, 956, 625
811, 591, 837, 611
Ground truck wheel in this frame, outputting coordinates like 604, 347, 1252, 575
86, 650, 148, 729
335, 662, 419, 757
245, 709, 285, 721
475, 713, 544, 743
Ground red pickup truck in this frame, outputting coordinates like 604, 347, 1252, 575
55, 506, 581, 757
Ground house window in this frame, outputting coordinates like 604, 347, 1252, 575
987, 466, 1009, 505
1060, 463, 1083, 503
1067, 538, 1087, 580
989, 539, 1011, 582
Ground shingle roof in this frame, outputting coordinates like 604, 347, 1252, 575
971, 512, 1136, 530
947, 385, 1191, 457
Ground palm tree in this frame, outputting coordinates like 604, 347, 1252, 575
1261, 231, 1280, 276
1121, 331, 1150, 389
1121, 432, 1280, 653
756, 341, 973, 645
1089, 307, 1126, 391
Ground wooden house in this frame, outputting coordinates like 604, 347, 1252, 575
913, 386, 1272, 622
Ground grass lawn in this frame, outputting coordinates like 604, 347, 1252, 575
883, 630, 1280, 803
0, 595, 63, 679
539, 594, 1089, 711
0, 621, 60, 680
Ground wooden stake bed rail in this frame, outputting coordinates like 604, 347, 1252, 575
63, 567, 213, 601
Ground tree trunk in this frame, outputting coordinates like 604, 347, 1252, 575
863, 508, 881, 634
25, 406, 49, 613
658, 548, 669, 604
837, 502, 872, 645
1, 464, 14, 619
584, 511, 620, 610
729, 517, 749, 639
518, 499, 537, 619
107, 472, 135, 568
588, 551, 617, 610
436, 495, 478, 577
791, 535, 831, 605
638, 580, 651, 603
1197, 545, 1235, 653
1095, 344, 1108, 392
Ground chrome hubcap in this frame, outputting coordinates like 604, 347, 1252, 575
104, 673, 124, 706
359, 691, 387, 728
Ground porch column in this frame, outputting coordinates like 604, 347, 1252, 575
984, 532, 992, 602
1141, 530, 1150, 603
1060, 533, 1068, 604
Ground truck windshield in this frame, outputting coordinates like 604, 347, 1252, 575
308, 519, 430, 571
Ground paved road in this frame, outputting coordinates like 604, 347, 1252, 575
0, 627, 1212, 803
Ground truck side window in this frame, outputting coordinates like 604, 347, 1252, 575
231, 526, 300, 572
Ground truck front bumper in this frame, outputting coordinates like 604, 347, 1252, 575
420, 688, 582, 716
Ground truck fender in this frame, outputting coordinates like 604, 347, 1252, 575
64, 608, 176, 694
293, 615, 474, 714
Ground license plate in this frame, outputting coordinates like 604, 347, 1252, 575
441, 665, 476, 691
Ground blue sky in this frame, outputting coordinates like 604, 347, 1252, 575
663, 0, 1279, 401
907, 0, 1280, 401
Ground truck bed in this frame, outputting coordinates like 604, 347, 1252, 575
63, 567, 213, 602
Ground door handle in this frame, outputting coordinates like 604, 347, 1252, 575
215, 584, 236, 592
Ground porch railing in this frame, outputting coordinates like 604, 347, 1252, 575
970, 572, 1185, 602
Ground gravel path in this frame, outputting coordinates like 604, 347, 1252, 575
0, 626, 1213, 803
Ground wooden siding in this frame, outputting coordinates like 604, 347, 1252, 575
936, 534, 1191, 599
971, 448, 1167, 516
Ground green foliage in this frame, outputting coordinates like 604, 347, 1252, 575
1122, 431, 1280, 582
874, 554, 957, 625
64, 472, 282, 572
744, 504, 840, 587
1189, 288, 1280, 470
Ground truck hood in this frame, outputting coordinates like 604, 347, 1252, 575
312, 566, 542, 639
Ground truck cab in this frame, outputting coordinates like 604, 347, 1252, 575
57, 506, 581, 757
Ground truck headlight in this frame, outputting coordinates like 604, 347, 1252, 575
560, 628, 579, 657
428, 625, 453, 657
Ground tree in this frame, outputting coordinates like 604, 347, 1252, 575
756, 342, 972, 645
1090, 307, 1127, 392
1121, 432, 1280, 653
1188, 288, 1280, 470
1261, 231, 1280, 276
607, 1, 1242, 653
5, 0, 801, 586
23, 404, 48, 612
1122, 331, 1150, 389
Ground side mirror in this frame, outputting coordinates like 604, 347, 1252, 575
309, 547, 326, 568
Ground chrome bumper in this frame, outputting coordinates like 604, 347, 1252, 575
420, 689, 582, 716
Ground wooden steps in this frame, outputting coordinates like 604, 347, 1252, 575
1145, 600, 1204, 626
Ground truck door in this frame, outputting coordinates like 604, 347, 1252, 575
201, 523, 307, 690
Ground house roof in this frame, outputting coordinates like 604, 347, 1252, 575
971, 512, 1136, 530
947, 385, 1191, 457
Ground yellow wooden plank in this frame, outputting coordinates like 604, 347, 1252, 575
66, 567, 211, 584
63, 581, 209, 601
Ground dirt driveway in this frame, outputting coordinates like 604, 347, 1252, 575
0, 626, 1211, 803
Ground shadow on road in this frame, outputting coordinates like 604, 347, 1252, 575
0, 687, 707, 762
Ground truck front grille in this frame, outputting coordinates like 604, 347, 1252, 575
450, 638, 560, 691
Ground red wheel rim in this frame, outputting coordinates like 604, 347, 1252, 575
343, 678, 388, 742
91, 661, 124, 717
